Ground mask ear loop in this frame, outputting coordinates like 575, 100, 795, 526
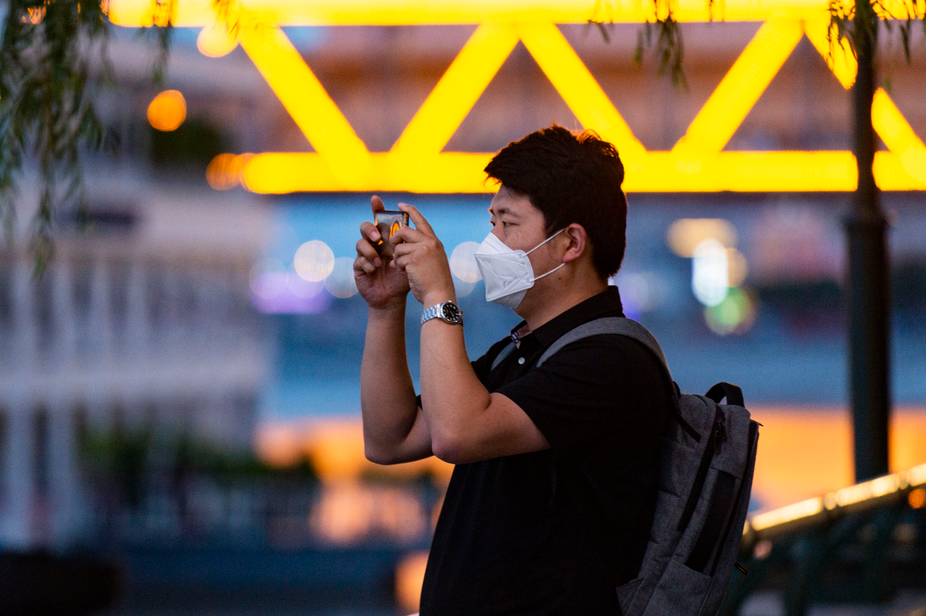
526, 228, 568, 280
533, 262, 566, 281
525, 228, 567, 256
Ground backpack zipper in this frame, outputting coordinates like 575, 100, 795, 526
677, 403, 725, 532
713, 412, 728, 455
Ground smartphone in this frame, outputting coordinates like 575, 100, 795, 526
374, 210, 409, 258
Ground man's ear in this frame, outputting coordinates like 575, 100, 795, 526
562, 224, 588, 264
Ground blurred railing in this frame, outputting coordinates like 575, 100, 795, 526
80, 472, 439, 551
76, 451, 926, 613
722, 463, 926, 615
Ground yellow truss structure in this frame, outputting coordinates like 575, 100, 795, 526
109, 0, 926, 193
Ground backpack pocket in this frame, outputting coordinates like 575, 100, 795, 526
616, 576, 643, 615
641, 559, 711, 616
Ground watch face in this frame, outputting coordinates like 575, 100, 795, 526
441, 303, 461, 322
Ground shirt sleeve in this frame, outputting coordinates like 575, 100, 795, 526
496, 334, 670, 455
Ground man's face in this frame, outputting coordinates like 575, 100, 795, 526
487, 186, 567, 312
487, 185, 548, 252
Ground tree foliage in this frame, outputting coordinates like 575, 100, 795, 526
591, 0, 923, 90
589, 0, 689, 89
827, 0, 925, 64
0, 0, 173, 276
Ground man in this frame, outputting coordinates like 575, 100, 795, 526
354, 125, 670, 615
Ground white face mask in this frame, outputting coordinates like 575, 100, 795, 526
473, 229, 566, 309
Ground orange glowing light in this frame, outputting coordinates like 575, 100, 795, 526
255, 418, 453, 485
147, 90, 187, 132
22, 6, 46, 24
309, 483, 428, 545
206, 153, 251, 189
255, 409, 926, 513
396, 551, 429, 614
747, 407, 926, 511
910, 488, 926, 509
666, 218, 738, 258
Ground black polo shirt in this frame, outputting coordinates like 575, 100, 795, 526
418, 286, 670, 616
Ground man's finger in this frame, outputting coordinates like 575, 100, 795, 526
356, 238, 382, 268
397, 203, 434, 236
368, 195, 387, 242
392, 241, 414, 259
390, 224, 428, 246
360, 220, 381, 243
354, 255, 378, 276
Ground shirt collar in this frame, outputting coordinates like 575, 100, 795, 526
508, 286, 625, 349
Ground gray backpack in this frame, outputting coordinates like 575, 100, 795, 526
534, 317, 760, 616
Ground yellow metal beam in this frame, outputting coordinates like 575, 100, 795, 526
107, 0, 923, 26
517, 22, 646, 161
803, 14, 858, 89
872, 88, 926, 183
107, 0, 926, 193
237, 150, 926, 193
391, 23, 520, 159
673, 19, 804, 154
241, 152, 495, 193
237, 23, 372, 188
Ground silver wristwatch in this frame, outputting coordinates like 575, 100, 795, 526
421, 301, 463, 326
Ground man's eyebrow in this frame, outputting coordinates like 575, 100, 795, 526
489, 206, 516, 218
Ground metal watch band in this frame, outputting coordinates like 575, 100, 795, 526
421, 302, 463, 325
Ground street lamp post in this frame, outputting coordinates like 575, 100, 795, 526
846, 2, 891, 483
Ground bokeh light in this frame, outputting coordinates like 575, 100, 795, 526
22, 7, 45, 24
197, 22, 239, 57
692, 238, 729, 307
727, 247, 749, 287
704, 287, 757, 335
325, 257, 359, 298
147, 90, 187, 132
667, 218, 738, 258
249, 259, 287, 300
614, 271, 668, 315
396, 551, 429, 614
309, 484, 427, 545
449, 241, 482, 282
453, 276, 476, 298
294, 240, 335, 282
288, 274, 325, 299
206, 153, 251, 190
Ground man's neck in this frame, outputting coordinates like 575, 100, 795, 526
518, 278, 608, 331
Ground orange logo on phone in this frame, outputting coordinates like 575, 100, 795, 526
390, 222, 400, 237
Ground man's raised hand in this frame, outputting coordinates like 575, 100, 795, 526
391, 203, 456, 308
354, 195, 411, 310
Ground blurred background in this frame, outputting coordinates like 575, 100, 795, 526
0, 1, 925, 615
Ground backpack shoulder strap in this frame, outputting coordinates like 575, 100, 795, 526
536, 316, 699, 441
537, 317, 670, 376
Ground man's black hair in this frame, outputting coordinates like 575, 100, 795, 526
484, 124, 627, 280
